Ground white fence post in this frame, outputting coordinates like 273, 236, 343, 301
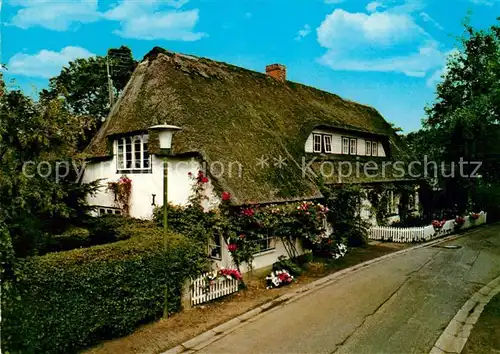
190, 272, 239, 306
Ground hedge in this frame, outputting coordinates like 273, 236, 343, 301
2, 227, 207, 354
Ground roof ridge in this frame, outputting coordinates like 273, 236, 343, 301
141, 47, 380, 114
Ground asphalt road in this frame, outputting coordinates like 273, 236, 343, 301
198, 224, 500, 354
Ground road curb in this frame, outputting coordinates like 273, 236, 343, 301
430, 274, 500, 354
161, 226, 489, 354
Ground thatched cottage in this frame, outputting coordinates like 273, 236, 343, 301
82, 47, 419, 270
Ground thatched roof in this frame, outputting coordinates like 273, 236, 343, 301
85, 47, 411, 205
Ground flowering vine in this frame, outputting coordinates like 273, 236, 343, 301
107, 175, 132, 215
187, 170, 210, 207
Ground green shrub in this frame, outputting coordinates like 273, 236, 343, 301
2, 227, 207, 354
272, 255, 302, 276
471, 182, 500, 222
48, 227, 91, 251
153, 204, 217, 244
83, 215, 154, 243
321, 184, 369, 247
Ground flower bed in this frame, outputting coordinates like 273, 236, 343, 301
266, 269, 294, 289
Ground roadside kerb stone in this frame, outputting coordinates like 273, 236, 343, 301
210, 318, 242, 334
182, 330, 217, 350
162, 345, 186, 354
237, 307, 263, 322
430, 274, 500, 354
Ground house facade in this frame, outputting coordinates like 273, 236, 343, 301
82, 47, 419, 272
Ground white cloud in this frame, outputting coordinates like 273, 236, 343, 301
318, 9, 423, 48
7, 46, 95, 78
8, 0, 205, 42
426, 48, 459, 87
388, 0, 426, 14
295, 24, 311, 41
316, 8, 447, 78
419, 12, 443, 30
103, 0, 205, 41
113, 10, 206, 41
366, 1, 383, 12
9, 0, 100, 30
470, 0, 499, 5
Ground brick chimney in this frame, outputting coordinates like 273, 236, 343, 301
265, 64, 286, 82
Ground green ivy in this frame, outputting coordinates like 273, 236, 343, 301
320, 184, 369, 247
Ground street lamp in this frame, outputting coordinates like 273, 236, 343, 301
149, 124, 182, 318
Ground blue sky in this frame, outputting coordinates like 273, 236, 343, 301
1, 0, 499, 132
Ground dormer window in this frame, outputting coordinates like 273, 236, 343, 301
116, 134, 151, 173
350, 139, 357, 155
342, 137, 357, 155
323, 135, 332, 153
365, 140, 378, 157
313, 133, 333, 153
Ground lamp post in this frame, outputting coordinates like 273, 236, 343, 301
149, 124, 182, 318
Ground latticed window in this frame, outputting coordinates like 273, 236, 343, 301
313, 134, 322, 152
349, 138, 357, 155
116, 135, 151, 173
252, 235, 276, 254
323, 135, 332, 153
208, 232, 222, 260
342, 137, 350, 154
98, 207, 122, 216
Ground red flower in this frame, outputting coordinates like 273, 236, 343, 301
228, 244, 238, 252
241, 208, 255, 217
201, 177, 209, 183
119, 176, 131, 184
239, 234, 246, 239
219, 268, 242, 280
221, 192, 231, 201
188, 172, 193, 177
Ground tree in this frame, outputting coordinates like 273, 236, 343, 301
0, 74, 99, 257
415, 18, 500, 213
40, 46, 137, 150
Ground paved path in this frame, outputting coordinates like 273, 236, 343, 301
197, 224, 500, 354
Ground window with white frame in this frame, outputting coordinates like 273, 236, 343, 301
208, 232, 222, 259
342, 137, 350, 154
386, 191, 398, 214
365, 141, 378, 156
98, 207, 122, 216
313, 134, 322, 153
323, 135, 332, 153
312, 133, 333, 153
252, 235, 275, 254
116, 135, 151, 173
350, 138, 357, 155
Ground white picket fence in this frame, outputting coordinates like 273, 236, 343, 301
369, 225, 435, 242
190, 272, 239, 306
368, 211, 487, 243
